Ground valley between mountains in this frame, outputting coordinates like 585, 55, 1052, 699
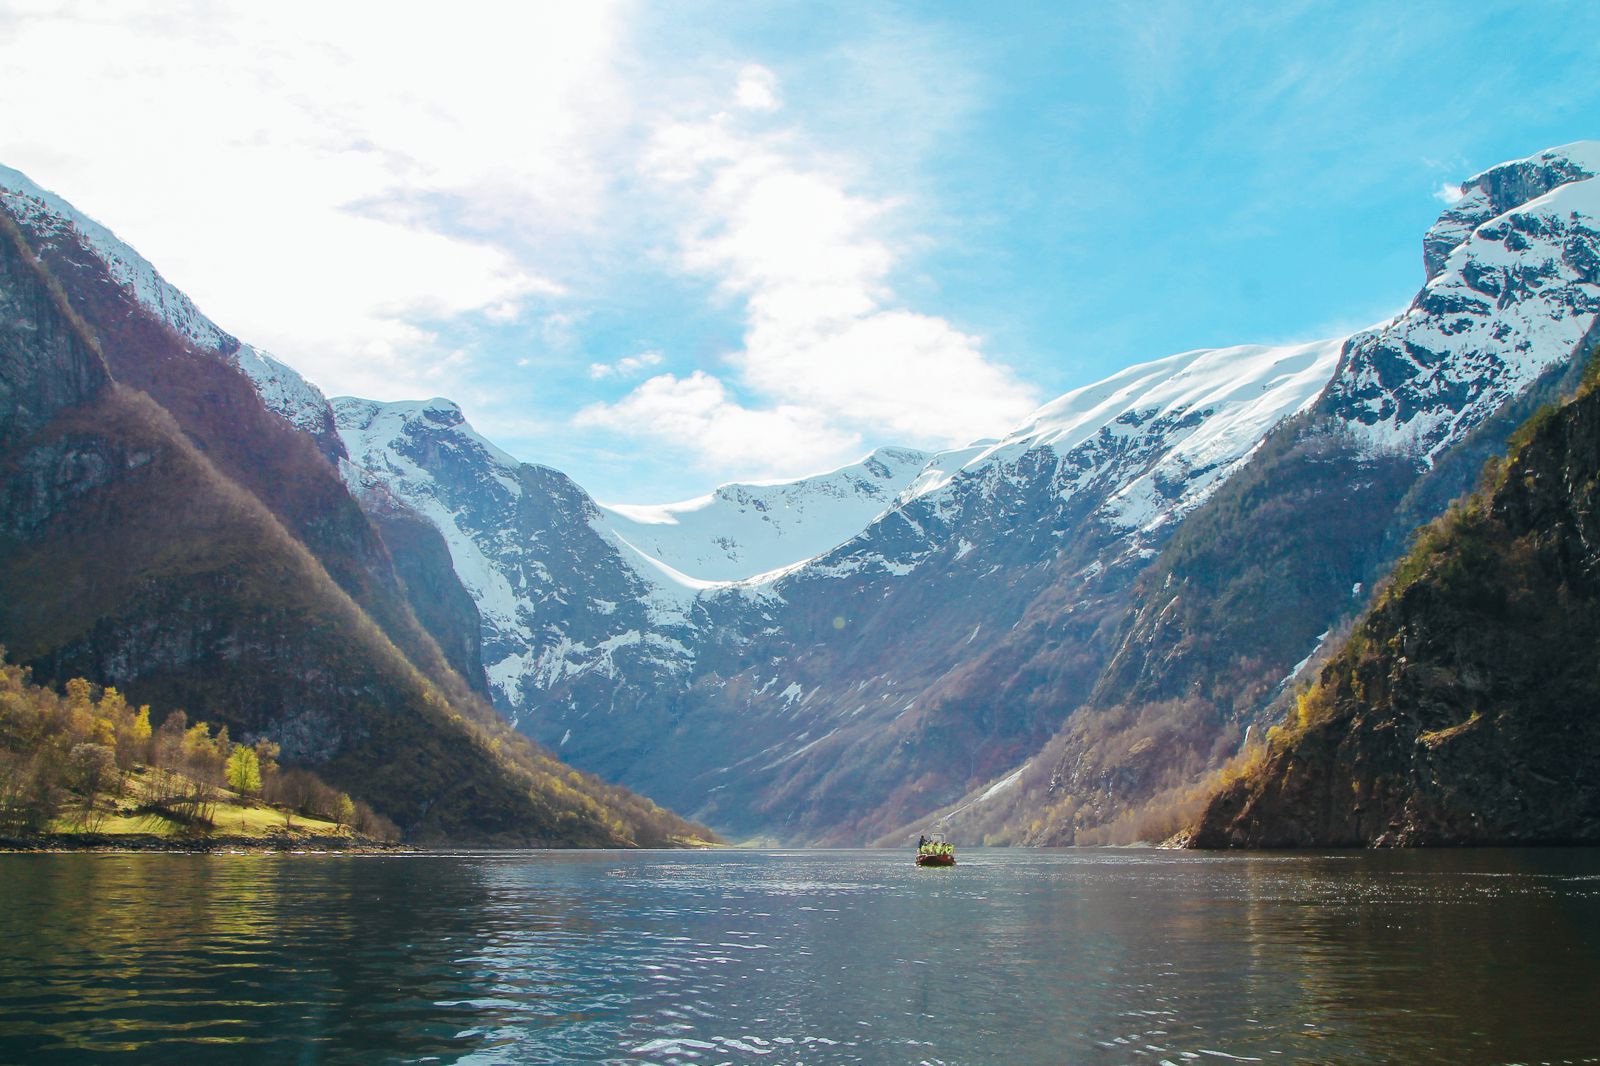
3, 141, 1598, 847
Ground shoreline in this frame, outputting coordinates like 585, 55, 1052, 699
0, 832, 414, 854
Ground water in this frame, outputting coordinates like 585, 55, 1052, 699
2, 849, 1599, 1064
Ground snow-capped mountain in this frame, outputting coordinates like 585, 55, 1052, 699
0, 165, 340, 453
1331, 141, 1600, 462
333, 318, 1347, 839
596, 447, 933, 584
333, 398, 927, 737
893, 337, 1343, 549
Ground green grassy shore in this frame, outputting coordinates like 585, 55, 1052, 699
1, 762, 408, 852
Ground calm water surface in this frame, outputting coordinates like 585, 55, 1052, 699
2, 848, 1599, 1064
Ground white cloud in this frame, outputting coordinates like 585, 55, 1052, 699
0, 5, 1037, 494
735, 64, 782, 112
589, 351, 664, 379
576, 370, 859, 470
583, 67, 1038, 477
0, 0, 630, 400
539, 312, 584, 354
1433, 181, 1466, 205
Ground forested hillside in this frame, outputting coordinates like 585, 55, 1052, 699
0, 647, 394, 840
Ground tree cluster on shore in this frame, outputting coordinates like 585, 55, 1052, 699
0, 648, 398, 839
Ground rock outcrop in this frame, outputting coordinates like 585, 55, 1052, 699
1190, 357, 1600, 846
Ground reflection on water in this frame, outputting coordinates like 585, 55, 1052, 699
2, 849, 1599, 1063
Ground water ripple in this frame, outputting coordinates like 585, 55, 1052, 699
3, 849, 1600, 1062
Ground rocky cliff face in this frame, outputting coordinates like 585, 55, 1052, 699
341, 469, 493, 698
0, 212, 109, 445
1190, 357, 1600, 847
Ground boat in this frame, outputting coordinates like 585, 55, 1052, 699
914, 832, 956, 866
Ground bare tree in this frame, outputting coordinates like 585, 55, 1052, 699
67, 743, 116, 831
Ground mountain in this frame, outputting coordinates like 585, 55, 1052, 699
316, 140, 1600, 845
1189, 352, 1600, 846
0, 164, 343, 459
338, 331, 1344, 841
0, 167, 708, 846
939, 141, 1600, 845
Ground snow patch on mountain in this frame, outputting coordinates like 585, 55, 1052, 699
597, 531, 725, 603
1423, 141, 1600, 280
596, 446, 932, 583
934, 338, 1343, 482
335, 397, 530, 634
230, 343, 343, 440
1331, 151, 1600, 462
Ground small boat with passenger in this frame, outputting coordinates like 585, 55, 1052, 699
915, 833, 955, 867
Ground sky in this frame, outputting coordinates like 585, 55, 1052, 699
2, 1, 1599, 502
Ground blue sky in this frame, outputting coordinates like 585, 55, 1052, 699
2, 1, 1599, 501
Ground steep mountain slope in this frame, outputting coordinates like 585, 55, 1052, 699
333, 396, 706, 732
0, 165, 340, 455
947, 141, 1600, 845
0, 174, 707, 846
1190, 354, 1600, 846
0, 166, 496, 699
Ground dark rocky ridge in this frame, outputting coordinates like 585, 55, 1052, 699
0, 212, 108, 442
343, 472, 493, 698
1190, 356, 1600, 847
